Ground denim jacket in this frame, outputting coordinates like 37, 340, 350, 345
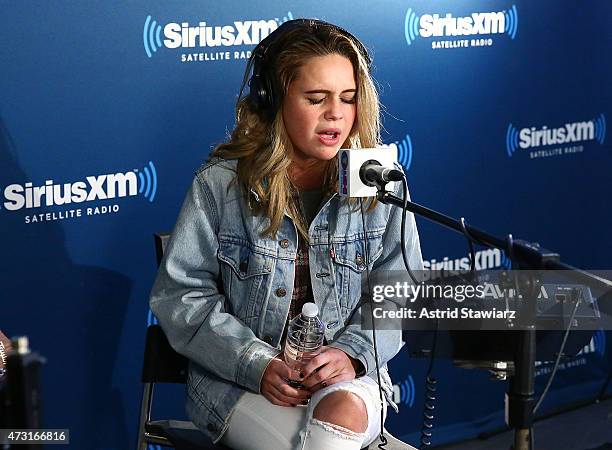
149, 157, 423, 443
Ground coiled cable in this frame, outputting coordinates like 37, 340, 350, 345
419, 323, 439, 449
420, 375, 438, 448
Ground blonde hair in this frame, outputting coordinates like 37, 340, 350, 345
213, 22, 381, 239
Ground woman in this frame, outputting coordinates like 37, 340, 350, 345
150, 19, 423, 450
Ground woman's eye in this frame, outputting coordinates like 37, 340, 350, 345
341, 97, 356, 104
307, 98, 324, 105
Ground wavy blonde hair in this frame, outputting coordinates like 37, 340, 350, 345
213, 22, 381, 239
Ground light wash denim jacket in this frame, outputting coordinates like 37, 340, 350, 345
149, 157, 423, 442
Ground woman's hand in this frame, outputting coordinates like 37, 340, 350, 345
300, 346, 359, 393
260, 356, 311, 407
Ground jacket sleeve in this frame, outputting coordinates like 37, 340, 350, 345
328, 180, 424, 376
149, 176, 279, 393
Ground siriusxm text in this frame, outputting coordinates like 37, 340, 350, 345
420, 12, 505, 37
520, 121, 595, 149
4, 172, 138, 211
424, 248, 501, 271
164, 20, 277, 48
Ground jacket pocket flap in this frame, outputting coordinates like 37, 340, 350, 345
332, 234, 384, 272
218, 240, 272, 280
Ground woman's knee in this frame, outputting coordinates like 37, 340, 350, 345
312, 390, 368, 433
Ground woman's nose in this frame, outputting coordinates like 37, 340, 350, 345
324, 99, 343, 120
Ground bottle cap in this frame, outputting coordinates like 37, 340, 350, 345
302, 303, 319, 318
13, 336, 30, 355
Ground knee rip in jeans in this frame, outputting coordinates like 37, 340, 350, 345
298, 381, 381, 450
311, 390, 368, 433
310, 418, 365, 441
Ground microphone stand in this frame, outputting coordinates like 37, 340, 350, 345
376, 187, 612, 450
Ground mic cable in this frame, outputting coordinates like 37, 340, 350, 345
359, 197, 388, 450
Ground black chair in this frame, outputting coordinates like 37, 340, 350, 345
136, 324, 228, 450
137, 233, 415, 450
137, 233, 228, 450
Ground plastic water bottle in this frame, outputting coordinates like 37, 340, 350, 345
283, 303, 325, 385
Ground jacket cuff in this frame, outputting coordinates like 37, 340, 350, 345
328, 336, 374, 377
236, 340, 281, 393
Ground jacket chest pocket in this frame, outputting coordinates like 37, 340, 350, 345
217, 239, 273, 323
331, 232, 384, 312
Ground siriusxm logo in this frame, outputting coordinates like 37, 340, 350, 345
392, 134, 413, 171
2, 161, 157, 211
576, 330, 606, 357
392, 374, 416, 408
424, 248, 511, 272
506, 114, 606, 157
143, 12, 294, 58
405, 5, 518, 48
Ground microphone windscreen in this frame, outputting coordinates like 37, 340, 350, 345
338, 146, 400, 197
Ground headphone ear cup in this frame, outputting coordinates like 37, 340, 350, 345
249, 68, 275, 120
248, 49, 275, 118
261, 73, 276, 118
256, 84, 268, 110
248, 74, 261, 110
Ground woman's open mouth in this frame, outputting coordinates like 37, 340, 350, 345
317, 129, 341, 146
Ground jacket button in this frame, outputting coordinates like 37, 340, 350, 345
279, 239, 290, 248
206, 423, 217, 432
275, 287, 287, 297
355, 254, 364, 265
263, 335, 272, 344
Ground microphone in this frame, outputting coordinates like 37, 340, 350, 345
338, 146, 403, 197
360, 161, 404, 186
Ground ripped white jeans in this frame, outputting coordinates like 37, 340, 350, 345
219, 376, 387, 450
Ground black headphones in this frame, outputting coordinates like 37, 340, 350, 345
239, 19, 372, 122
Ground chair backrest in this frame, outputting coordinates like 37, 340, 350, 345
137, 232, 227, 450
142, 324, 187, 384
141, 232, 188, 384
154, 232, 171, 267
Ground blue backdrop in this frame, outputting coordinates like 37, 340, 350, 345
1, 1, 610, 448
